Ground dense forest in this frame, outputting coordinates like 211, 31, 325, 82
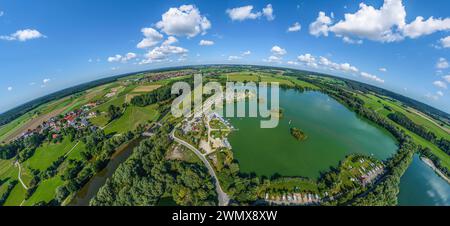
90, 123, 217, 206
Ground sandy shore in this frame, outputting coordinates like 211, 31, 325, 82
421, 157, 450, 184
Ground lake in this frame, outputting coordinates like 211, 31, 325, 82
398, 155, 450, 206
227, 90, 398, 178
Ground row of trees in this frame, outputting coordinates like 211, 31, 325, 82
131, 86, 173, 107
107, 105, 123, 122
388, 112, 437, 142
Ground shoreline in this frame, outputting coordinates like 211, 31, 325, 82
420, 157, 450, 184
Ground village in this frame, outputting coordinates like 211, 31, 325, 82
18, 102, 99, 141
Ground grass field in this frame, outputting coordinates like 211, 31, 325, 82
222, 72, 260, 82
23, 176, 63, 206
0, 159, 17, 184
287, 77, 320, 89
132, 85, 161, 93
24, 138, 78, 171
259, 178, 319, 194
3, 183, 26, 206
104, 104, 160, 135
260, 75, 294, 86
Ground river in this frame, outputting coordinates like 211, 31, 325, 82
69, 138, 143, 206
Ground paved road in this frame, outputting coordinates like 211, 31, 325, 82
171, 129, 230, 206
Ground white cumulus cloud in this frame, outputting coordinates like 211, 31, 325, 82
226, 5, 261, 21
227, 4, 275, 21
199, 39, 214, 46
140, 36, 188, 64
328, 0, 406, 42
297, 54, 360, 74
265, 55, 282, 63
361, 72, 385, 83
433, 80, 447, 89
241, 50, 251, 56
228, 55, 242, 61
156, 5, 211, 38
0, 29, 45, 42
7, 86, 12, 91
262, 4, 275, 21
426, 92, 440, 101
403, 16, 450, 39
108, 52, 137, 63
309, 0, 450, 43
137, 28, 164, 49
440, 36, 450, 48
309, 12, 332, 37
379, 68, 388, 72
443, 75, 450, 83
288, 22, 302, 32
436, 58, 449, 69
271, 45, 287, 56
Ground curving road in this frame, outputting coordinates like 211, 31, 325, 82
171, 129, 230, 206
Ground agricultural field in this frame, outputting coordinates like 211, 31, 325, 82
219, 72, 320, 90
221, 72, 261, 82
104, 104, 160, 135
357, 93, 450, 170
132, 85, 161, 93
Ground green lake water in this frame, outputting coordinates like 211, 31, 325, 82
226, 90, 398, 178
398, 155, 450, 206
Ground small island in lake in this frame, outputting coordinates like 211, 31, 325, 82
290, 127, 308, 141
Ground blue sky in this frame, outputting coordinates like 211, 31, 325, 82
1, 0, 450, 113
